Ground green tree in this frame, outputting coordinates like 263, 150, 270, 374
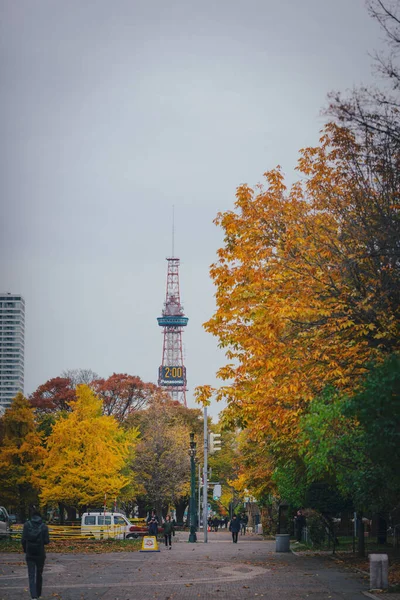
208, 428, 241, 516
300, 354, 400, 514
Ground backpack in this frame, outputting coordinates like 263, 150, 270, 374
26, 521, 42, 556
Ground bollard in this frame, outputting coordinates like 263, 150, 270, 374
370, 554, 389, 590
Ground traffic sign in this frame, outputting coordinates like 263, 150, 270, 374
213, 484, 221, 500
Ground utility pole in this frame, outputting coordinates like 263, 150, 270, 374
203, 406, 208, 543
198, 463, 201, 529
188, 433, 197, 542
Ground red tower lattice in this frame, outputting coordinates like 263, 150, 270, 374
157, 257, 188, 406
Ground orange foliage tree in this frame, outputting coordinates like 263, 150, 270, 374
196, 124, 399, 491
30, 372, 158, 423
93, 373, 157, 422
30, 377, 76, 413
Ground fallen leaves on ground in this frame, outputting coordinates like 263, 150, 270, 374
0, 538, 142, 554
328, 553, 400, 587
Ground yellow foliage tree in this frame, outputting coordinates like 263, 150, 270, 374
40, 384, 138, 509
0, 393, 45, 520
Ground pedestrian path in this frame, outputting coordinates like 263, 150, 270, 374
174, 530, 264, 543
0, 530, 372, 599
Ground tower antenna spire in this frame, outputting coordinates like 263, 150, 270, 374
157, 242, 188, 406
172, 205, 175, 258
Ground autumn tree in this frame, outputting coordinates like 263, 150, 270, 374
207, 427, 241, 516
61, 368, 99, 387
30, 371, 157, 423
131, 398, 202, 521
0, 393, 45, 521
329, 0, 400, 144
30, 376, 75, 414
200, 123, 399, 419
93, 373, 156, 422
40, 385, 138, 513
195, 119, 399, 508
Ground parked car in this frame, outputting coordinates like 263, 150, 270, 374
81, 511, 145, 539
8, 514, 17, 525
0, 507, 11, 538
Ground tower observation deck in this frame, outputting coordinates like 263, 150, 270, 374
157, 257, 188, 406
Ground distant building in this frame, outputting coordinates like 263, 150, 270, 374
0, 293, 25, 413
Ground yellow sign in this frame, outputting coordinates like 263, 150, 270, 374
140, 536, 160, 552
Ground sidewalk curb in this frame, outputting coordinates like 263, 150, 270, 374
290, 548, 378, 599
327, 553, 370, 577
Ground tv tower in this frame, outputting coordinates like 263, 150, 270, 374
157, 211, 188, 406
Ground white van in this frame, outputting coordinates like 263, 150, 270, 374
0, 507, 10, 538
81, 511, 139, 539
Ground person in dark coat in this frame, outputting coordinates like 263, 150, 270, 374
294, 509, 306, 542
229, 514, 241, 543
163, 514, 175, 549
147, 510, 159, 536
22, 510, 50, 600
240, 513, 248, 535
213, 516, 219, 532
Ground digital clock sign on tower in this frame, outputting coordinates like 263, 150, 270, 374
157, 257, 188, 406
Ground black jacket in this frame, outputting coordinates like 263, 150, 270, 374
229, 518, 241, 533
22, 516, 50, 559
147, 514, 159, 534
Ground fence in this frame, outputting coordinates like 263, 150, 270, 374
301, 519, 400, 554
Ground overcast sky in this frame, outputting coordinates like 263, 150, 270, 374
0, 0, 386, 418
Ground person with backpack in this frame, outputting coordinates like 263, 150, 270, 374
22, 509, 50, 600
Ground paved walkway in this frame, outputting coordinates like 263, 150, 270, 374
0, 530, 373, 600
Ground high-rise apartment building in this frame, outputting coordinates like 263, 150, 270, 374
0, 293, 25, 413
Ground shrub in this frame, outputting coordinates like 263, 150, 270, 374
303, 508, 328, 546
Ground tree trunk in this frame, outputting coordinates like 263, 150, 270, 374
136, 497, 148, 519
377, 516, 387, 544
19, 500, 27, 523
154, 501, 163, 524
66, 506, 76, 522
175, 497, 188, 525
59, 502, 65, 525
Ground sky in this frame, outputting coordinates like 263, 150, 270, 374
0, 0, 386, 419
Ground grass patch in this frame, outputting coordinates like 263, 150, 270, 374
0, 538, 20, 553
291, 541, 313, 551
0, 537, 142, 554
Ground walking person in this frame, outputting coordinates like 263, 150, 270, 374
147, 510, 159, 537
22, 509, 50, 600
207, 517, 212, 531
213, 516, 219, 532
229, 514, 240, 543
163, 514, 175, 549
240, 513, 248, 535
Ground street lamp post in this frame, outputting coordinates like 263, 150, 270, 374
188, 432, 197, 543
